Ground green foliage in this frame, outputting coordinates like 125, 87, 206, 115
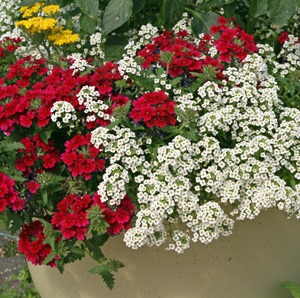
86, 205, 109, 234
281, 281, 300, 298
3, 241, 19, 258
0, 265, 41, 298
267, 0, 299, 28
75, 0, 99, 21
102, 0, 133, 36
189, 10, 220, 36
88, 258, 124, 290
163, 0, 187, 31
104, 36, 128, 61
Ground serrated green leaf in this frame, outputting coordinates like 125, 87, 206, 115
133, 76, 154, 90
88, 265, 115, 289
1, 142, 25, 152
107, 119, 122, 130
163, 0, 187, 31
102, 0, 133, 36
75, 0, 99, 21
104, 36, 128, 61
267, 0, 299, 28
80, 14, 96, 34
83, 239, 105, 259
42, 250, 57, 265
191, 11, 220, 36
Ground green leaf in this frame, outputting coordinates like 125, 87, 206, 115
1, 142, 25, 152
83, 239, 105, 260
19, 0, 37, 6
104, 36, 128, 61
80, 14, 96, 34
88, 265, 115, 289
107, 119, 122, 130
163, 0, 187, 31
75, 0, 99, 21
102, 0, 133, 36
206, 0, 235, 6
255, 0, 268, 17
132, 0, 145, 14
42, 250, 57, 265
190, 11, 220, 36
281, 282, 300, 298
267, 0, 299, 28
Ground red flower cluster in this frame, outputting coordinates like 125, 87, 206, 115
278, 32, 290, 44
18, 220, 58, 267
0, 37, 22, 57
51, 193, 93, 240
138, 30, 224, 79
129, 90, 177, 127
61, 134, 105, 180
0, 173, 24, 212
15, 134, 60, 177
0, 56, 48, 134
211, 16, 258, 62
92, 193, 135, 236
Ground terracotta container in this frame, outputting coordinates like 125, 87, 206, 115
28, 209, 300, 298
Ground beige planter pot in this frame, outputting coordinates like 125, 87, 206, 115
29, 209, 300, 298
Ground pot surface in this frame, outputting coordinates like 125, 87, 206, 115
29, 209, 300, 298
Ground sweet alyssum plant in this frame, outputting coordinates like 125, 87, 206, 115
0, 5, 300, 289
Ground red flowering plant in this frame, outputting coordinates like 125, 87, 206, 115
0, 13, 300, 290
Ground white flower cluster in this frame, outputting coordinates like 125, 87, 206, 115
77, 86, 114, 122
89, 30, 105, 60
91, 126, 145, 205
67, 53, 94, 75
118, 23, 159, 77
273, 35, 300, 78
50, 101, 77, 128
97, 164, 129, 206
123, 135, 234, 251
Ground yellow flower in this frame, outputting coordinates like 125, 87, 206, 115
43, 5, 60, 15
48, 30, 79, 45
19, 2, 45, 18
16, 17, 58, 34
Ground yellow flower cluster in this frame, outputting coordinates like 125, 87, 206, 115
16, 17, 58, 34
15, 2, 79, 47
42, 5, 60, 15
19, 2, 45, 18
48, 30, 79, 45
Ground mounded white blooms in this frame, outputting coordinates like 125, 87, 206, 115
50, 101, 77, 128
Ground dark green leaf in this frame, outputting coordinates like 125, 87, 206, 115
10, 215, 24, 235
92, 233, 110, 246
75, 0, 99, 21
88, 265, 115, 289
267, 0, 299, 28
132, 0, 145, 14
190, 11, 220, 36
223, 2, 237, 18
255, 0, 268, 17
102, 0, 133, 36
83, 239, 105, 259
281, 282, 300, 298
19, 0, 37, 6
104, 36, 128, 61
206, 0, 235, 6
163, 0, 187, 31
80, 14, 96, 34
